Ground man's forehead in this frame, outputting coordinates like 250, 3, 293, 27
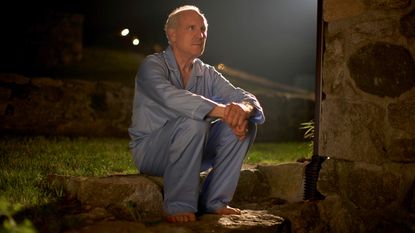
178, 10, 206, 25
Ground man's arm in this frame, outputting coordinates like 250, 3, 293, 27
223, 102, 254, 128
208, 104, 226, 119
208, 68, 265, 125
224, 102, 255, 140
207, 102, 254, 140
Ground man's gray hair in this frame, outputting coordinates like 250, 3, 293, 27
164, 5, 208, 43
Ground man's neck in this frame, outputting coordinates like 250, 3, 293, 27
172, 48, 196, 88
173, 52, 195, 72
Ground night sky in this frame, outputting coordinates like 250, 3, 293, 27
1, 0, 317, 89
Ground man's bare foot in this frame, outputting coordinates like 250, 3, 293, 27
165, 212, 196, 223
212, 206, 242, 215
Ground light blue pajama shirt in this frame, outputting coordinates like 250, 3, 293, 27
128, 46, 265, 215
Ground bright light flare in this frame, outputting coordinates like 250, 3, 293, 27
217, 63, 225, 70
121, 28, 129, 36
132, 38, 140, 46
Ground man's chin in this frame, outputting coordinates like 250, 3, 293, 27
192, 48, 205, 57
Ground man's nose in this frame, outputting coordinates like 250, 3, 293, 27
197, 31, 206, 39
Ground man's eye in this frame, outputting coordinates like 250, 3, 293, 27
188, 26, 195, 30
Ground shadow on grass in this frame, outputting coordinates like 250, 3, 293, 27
17, 199, 84, 233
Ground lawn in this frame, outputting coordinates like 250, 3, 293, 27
0, 136, 310, 207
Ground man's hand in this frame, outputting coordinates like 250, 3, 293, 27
232, 119, 248, 140
223, 102, 254, 140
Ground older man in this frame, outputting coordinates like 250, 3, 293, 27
128, 5, 265, 223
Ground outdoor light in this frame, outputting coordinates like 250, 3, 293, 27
121, 28, 129, 36
132, 38, 140, 46
217, 63, 225, 70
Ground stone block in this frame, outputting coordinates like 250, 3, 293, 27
233, 168, 271, 203
318, 158, 341, 196
269, 201, 324, 233
321, 99, 386, 163
31, 77, 64, 88
319, 159, 415, 210
400, 10, 415, 38
388, 100, 415, 134
387, 138, 415, 162
317, 195, 361, 233
257, 163, 306, 203
345, 163, 400, 209
347, 42, 415, 98
407, 180, 415, 214
48, 174, 164, 222
0, 87, 12, 100
323, 0, 366, 22
0, 73, 30, 85
365, 0, 411, 9
0, 102, 8, 116
352, 17, 398, 42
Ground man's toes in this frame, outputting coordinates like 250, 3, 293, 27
213, 206, 242, 215
165, 213, 196, 223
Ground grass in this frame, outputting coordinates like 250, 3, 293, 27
0, 136, 136, 207
245, 142, 311, 164
0, 136, 310, 208
0, 136, 309, 206
0, 138, 311, 232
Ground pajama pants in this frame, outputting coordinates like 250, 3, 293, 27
131, 117, 257, 215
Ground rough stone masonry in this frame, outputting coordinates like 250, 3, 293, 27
317, 0, 415, 232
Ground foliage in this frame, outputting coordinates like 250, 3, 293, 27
300, 120, 314, 140
300, 120, 315, 157
0, 198, 36, 233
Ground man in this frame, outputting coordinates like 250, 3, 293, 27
128, 5, 265, 223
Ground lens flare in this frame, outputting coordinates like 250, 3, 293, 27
132, 38, 140, 46
121, 28, 129, 36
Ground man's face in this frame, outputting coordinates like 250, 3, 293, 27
169, 10, 208, 59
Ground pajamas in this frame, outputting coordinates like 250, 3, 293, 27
128, 46, 265, 215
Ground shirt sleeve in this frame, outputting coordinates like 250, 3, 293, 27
209, 67, 265, 124
137, 56, 217, 120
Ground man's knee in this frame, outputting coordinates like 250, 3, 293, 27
247, 123, 258, 140
220, 121, 257, 142
174, 117, 210, 139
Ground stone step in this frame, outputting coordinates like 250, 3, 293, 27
48, 163, 306, 232
63, 211, 290, 233
234, 163, 306, 204
48, 174, 164, 223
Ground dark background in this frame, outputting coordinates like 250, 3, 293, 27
0, 0, 317, 90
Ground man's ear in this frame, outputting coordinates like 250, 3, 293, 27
167, 29, 176, 43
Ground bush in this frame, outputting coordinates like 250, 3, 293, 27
0, 198, 36, 233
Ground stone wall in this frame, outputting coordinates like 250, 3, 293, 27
0, 73, 313, 142
316, 0, 415, 232
0, 74, 132, 137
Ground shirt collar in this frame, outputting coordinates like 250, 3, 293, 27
164, 46, 179, 72
163, 46, 204, 77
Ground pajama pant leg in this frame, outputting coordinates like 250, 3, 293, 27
131, 117, 210, 215
199, 120, 257, 212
